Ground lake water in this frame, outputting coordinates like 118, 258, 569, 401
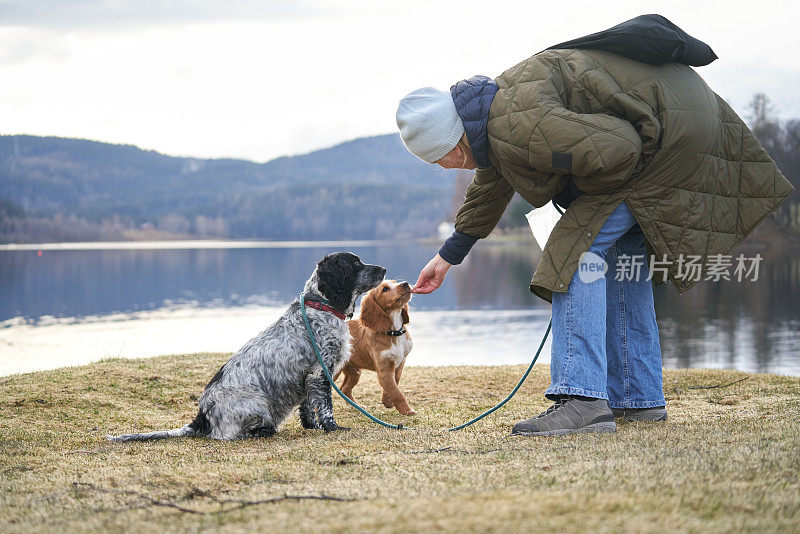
1, 238, 798, 376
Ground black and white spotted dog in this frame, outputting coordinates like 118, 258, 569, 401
108, 252, 385, 441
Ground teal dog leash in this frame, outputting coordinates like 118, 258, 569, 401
299, 293, 552, 431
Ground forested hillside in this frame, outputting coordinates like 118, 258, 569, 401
0, 134, 460, 242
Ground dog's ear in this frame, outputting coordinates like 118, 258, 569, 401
401, 304, 410, 325
316, 254, 356, 312
359, 290, 393, 332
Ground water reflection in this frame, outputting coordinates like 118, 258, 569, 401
0, 239, 550, 320
0, 239, 797, 375
654, 246, 800, 375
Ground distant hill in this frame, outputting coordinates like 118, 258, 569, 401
0, 134, 463, 242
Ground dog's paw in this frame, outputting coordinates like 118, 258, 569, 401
301, 421, 322, 430
382, 397, 394, 409
399, 408, 416, 416
322, 421, 347, 433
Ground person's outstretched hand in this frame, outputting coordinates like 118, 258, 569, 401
412, 254, 452, 294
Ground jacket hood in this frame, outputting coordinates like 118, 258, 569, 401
450, 75, 498, 170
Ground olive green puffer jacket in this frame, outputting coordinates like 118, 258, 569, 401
454, 49, 794, 302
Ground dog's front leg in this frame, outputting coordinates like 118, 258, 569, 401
378, 360, 415, 416
305, 372, 341, 432
299, 398, 321, 429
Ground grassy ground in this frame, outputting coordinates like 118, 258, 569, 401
1, 354, 799, 533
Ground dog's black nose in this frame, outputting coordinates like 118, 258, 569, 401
400, 281, 410, 288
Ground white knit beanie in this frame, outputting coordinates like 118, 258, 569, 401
396, 87, 465, 163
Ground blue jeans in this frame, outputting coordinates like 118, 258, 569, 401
547, 202, 666, 409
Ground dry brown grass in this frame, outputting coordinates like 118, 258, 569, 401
1, 354, 799, 533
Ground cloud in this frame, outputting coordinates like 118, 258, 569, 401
0, 0, 797, 161
0, 28, 71, 65
704, 62, 800, 121
0, 0, 348, 29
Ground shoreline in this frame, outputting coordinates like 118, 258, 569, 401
0, 306, 556, 377
0, 233, 538, 251
2, 304, 798, 378
0, 238, 407, 252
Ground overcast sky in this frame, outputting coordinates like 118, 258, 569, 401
0, 0, 797, 162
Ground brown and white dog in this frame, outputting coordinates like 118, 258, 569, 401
336, 280, 415, 415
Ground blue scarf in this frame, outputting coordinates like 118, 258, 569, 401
450, 75, 498, 170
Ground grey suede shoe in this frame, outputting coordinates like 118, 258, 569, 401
512, 397, 616, 437
611, 406, 668, 422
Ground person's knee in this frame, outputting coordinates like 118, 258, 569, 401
587, 240, 614, 257
588, 204, 638, 255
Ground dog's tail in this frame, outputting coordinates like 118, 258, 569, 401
108, 407, 212, 443
106, 424, 197, 442
111, 408, 211, 443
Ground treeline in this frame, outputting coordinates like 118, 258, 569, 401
0, 185, 452, 242
749, 94, 800, 230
